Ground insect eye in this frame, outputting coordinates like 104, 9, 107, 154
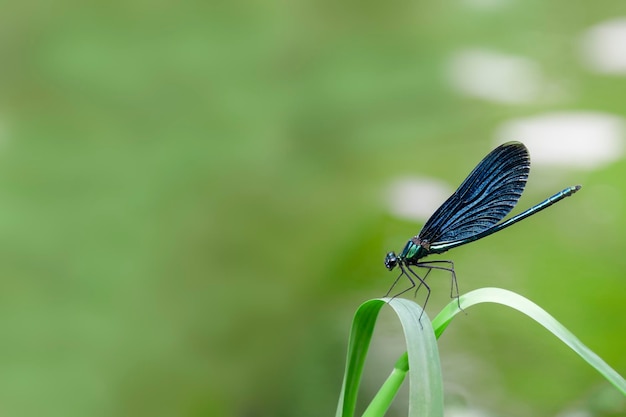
384, 252, 397, 270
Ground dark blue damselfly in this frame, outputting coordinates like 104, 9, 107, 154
384, 141, 581, 311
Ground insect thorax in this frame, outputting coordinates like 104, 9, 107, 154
399, 238, 430, 264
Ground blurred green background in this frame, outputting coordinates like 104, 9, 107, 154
2, 1, 626, 416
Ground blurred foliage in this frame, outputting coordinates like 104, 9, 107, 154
0, 1, 625, 416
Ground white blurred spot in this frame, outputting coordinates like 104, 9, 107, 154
386, 177, 452, 221
448, 48, 543, 104
495, 112, 625, 169
580, 18, 626, 74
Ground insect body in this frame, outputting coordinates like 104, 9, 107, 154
385, 141, 581, 311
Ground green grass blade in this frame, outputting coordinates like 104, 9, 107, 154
432, 287, 626, 395
361, 358, 407, 417
366, 298, 443, 417
337, 286, 624, 417
336, 299, 386, 417
336, 298, 444, 417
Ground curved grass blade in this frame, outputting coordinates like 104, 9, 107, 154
431, 287, 626, 395
372, 287, 626, 410
363, 298, 443, 417
336, 298, 443, 417
336, 299, 384, 417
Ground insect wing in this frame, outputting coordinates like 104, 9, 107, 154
418, 141, 530, 244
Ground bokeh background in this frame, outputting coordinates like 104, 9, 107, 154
2, 1, 626, 416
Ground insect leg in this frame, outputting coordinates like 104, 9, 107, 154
385, 264, 418, 299
413, 267, 433, 297
416, 260, 462, 311
406, 265, 430, 322
385, 268, 407, 298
